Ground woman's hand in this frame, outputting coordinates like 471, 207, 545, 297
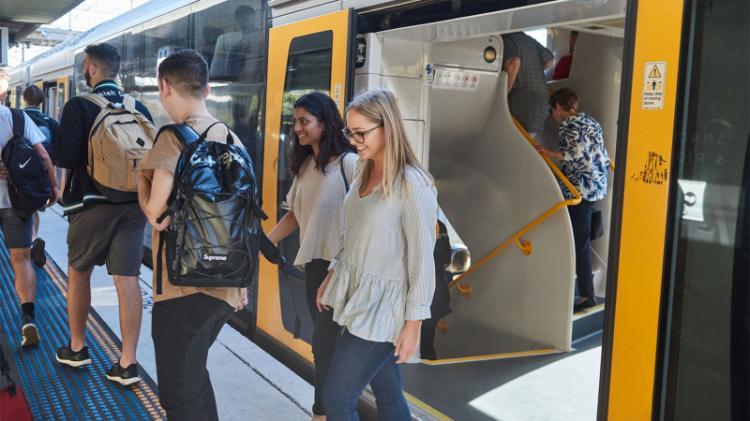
236, 288, 248, 311
316, 271, 333, 312
394, 320, 422, 363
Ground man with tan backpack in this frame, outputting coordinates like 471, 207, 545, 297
52, 43, 155, 386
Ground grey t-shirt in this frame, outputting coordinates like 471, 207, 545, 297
502, 32, 554, 134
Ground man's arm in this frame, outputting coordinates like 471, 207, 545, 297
138, 168, 174, 231
53, 99, 88, 169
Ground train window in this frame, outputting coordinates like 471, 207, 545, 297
658, 0, 750, 419
275, 30, 334, 341
194, 0, 265, 84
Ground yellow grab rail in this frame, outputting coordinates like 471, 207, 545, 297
449, 117, 582, 296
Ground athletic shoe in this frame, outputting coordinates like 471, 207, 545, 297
55, 344, 92, 368
20, 315, 40, 348
106, 362, 142, 386
31, 238, 46, 267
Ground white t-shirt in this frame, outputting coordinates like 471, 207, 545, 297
0, 106, 46, 209
286, 153, 358, 267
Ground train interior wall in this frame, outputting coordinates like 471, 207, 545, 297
354, 28, 623, 355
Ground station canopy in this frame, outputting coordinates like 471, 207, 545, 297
0, 1, 84, 43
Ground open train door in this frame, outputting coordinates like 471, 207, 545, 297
258, 9, 355, 362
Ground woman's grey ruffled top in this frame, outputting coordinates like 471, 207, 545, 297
321, 163, 438, 344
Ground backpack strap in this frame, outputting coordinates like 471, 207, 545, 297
200, 121, 234, 144
156, 231, 165, 295
156, 123, 201, 148
122, 95, 137, 112
82, 93, 112, 110
339, 152, 350, 193
9, 109, 25, 139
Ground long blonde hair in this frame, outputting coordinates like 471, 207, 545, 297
346, 89, 431, 199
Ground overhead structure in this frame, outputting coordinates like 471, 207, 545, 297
0, 0, 84, 44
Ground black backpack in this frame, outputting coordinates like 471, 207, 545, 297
155, 122, 281, 293
2, 110, 51, 218
23, 110, 53, 152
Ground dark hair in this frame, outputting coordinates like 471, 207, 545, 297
158, 49, 209, 99
235, 5, 255, 18
549, 88, 579, 111
289, 92, 354, 176
22, 85, 44, 106
84, 43, 121, 77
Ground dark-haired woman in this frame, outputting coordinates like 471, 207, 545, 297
267, 91, 356, 421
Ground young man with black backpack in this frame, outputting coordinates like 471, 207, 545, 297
0, 69, 58, 349
137, 49, 267, 420
22, 85, 59, 268
52, 43, 155, 386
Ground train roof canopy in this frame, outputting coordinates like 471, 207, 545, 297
0, 0, 85, 43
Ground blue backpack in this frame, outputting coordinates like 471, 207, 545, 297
1, 110, 51, 218
23, 110, 53, 153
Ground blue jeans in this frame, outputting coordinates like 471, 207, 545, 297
568, 200, 595, 300
322, 330, 411, 421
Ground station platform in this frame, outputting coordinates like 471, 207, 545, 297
1, 205, 313, 420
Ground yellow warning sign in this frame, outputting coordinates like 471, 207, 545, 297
642, 61, 666, 110
648, 65, 662, 79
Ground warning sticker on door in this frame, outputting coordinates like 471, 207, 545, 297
642, 62, 666, 110
432, 67, 480, 91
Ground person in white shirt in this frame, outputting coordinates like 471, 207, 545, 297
267, 92, 356, 421
0, 69, 59, 348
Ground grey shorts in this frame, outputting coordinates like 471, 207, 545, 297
0, 208, 33, 249
68, 203, 146, 277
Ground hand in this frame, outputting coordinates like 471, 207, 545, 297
534, 144, 548, 156
0, 162, 8, 181
316, 272, 333, 312
236, 288, 248, 311
394, 320, 422, 364
152, 215, 171, 232
47, 186, 60, 207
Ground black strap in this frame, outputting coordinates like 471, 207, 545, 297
199, 121, 234, 145
155, 123, 200, 147
156, 231, 165, 295
339, 152, 350, 193
9, 109, 25, 139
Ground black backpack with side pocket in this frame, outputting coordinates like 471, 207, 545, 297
2, 109, 51, 218
155, 122, 281, 293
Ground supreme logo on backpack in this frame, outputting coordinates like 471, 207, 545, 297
1, 109, 51, 218
155, 122, 281, 292
84, 93, 156, 203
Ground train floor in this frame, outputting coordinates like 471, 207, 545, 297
1, 204, 313, 420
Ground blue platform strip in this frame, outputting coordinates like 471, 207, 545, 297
0, 241, 164, 420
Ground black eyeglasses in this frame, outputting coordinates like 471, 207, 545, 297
341, 125, 382, 144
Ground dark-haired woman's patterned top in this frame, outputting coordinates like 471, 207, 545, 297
558, 113, 611, 201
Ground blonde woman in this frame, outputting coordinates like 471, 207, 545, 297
317, 90, 437, 420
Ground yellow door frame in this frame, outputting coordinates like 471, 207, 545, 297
600, 0, 687, 419
258, 9, 353, 361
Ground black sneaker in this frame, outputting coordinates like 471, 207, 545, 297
20, 315, 40, 348
106, 362, 141, 386
31, 238, 46, 268
56, 344, 92, 368
574, 297, 598, 313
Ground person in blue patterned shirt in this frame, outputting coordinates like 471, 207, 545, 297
536, 88, 610, 312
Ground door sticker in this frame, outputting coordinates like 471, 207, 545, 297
642, 61, 666, 110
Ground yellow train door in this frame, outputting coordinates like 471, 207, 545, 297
603, 0, 749, 419
259, 9, 355, 361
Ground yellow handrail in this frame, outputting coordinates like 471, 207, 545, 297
449, 117, 582, 295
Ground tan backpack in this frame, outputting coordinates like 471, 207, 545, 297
84, 93, 156, 202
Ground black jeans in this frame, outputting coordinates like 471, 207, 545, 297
304, 259, 341, 416
568, 200, 596, 300
152, 294, 234, 421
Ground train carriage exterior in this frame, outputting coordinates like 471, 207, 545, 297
6, 0, 748, 419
